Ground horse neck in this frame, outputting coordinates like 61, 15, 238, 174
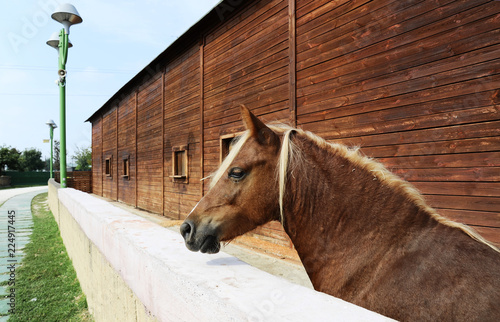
281, 134, 437, 294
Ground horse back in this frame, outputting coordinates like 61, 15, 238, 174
364, 225, 500, 321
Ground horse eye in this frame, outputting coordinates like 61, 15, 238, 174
228, 167, 246, 181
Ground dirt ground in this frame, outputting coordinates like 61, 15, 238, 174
107, 199, 314, 289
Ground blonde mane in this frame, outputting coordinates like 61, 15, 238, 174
275, 126, 500, 254
208, 124, 499, 253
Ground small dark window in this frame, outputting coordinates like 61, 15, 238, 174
105, 156, 112, 177
220, 133, 241, 164
122, 157, 130, 179
174, 151, 186, 177
172, 145, 188, 183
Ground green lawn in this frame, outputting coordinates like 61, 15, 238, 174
4, 192, 92, 321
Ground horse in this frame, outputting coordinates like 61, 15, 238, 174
180, 106, 500, 321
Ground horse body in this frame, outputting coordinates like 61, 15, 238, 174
181, 106, 500, 321
281, 134, 500, 321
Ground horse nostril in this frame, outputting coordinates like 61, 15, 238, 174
180, 220, 194, 241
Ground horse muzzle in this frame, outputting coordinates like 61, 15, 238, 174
180, 220, 221, 254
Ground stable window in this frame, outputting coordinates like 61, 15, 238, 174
172, 145, 188, 183
220, 133, 241, 163
122, 156, 130, 179
105, 156, 112, 177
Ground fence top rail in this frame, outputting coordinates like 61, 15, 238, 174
55, 187, 392, 321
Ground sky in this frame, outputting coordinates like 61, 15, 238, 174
0, 0, 220, 164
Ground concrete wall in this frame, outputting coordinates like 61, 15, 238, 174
48, 179, 155, 321
47, 179, 393, 321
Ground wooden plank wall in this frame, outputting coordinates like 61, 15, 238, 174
90, 0, 500, 246
203, 0, 290, 176
137, 77, 164, 213
202, 0, 292, 245
92, 117, 102, 196
54, 171, 92, 193
101, 108, 117, 200
295, 0, 500, 244
67, 171, 93, 193
117, 94, 137, 206
164, 45, 202, 219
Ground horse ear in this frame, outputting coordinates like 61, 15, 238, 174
240, 105, 279, 146
240, 105, 265, 135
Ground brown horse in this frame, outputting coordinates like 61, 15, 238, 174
181, 106, 500, 321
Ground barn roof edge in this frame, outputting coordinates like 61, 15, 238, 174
85, 0, 251, 123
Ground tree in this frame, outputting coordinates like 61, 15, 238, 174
20, 148, 45, 172
43, 157, 50, 172
0, 146, 21, 175
72, 145, 92, 171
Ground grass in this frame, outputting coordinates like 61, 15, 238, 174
3, 192, 92, 321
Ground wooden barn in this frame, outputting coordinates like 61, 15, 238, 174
87, 0, 500, 247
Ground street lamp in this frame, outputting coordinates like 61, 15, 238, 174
46, 3, 82, 188
46, 31, 73, 50
45, 120, 58, 178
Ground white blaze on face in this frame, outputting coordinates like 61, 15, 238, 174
209, 131, 251, 190
187, 200, 201, 218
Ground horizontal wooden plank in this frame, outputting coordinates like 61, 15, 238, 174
252, 227, 289, 243
297, 25, 500, 122
379, 152, 500, 169
204, 0, 286, 60
361, 136, 500, 159
298, 56, 500, 117
298, 0, 399, 49
204, 14, 288, 78
298, 37, 500, 107
471, 226, 500, 246
165, 57, 199, 85
297, 0, 491, 71
250, 229, 291, 248
164, 44, 199, 73
393, 167, 500, 182
425, 194, 500, 213
414, 182, 500, 198
298, 0, 428, 67
204, 103, 288, 132
164, 185, 202, 197
164, 194, 200, 206
164, 105, 200, 127
297, 0, 492, 82
437, 208, 500, 228
205, 68, 288, 114
204, 82, 289, 124
320, 104, 500, 145
165, 56, 199, 85
298, 74, 500, 129
204, 55, 288, 100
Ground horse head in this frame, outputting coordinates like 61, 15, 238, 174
180, 106, 281, 253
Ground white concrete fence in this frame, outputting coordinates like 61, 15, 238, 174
48, 179, 392, 321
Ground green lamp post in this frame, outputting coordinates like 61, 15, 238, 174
45, 119, 58, 178
46, 3, 82, 188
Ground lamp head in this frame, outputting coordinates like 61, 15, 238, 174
51, 3, 82, 34
46, 119, 58, 129
46, 31, 73, 49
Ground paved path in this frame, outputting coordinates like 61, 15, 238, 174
0, 187, 48, 320
0, 187, 48, 206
